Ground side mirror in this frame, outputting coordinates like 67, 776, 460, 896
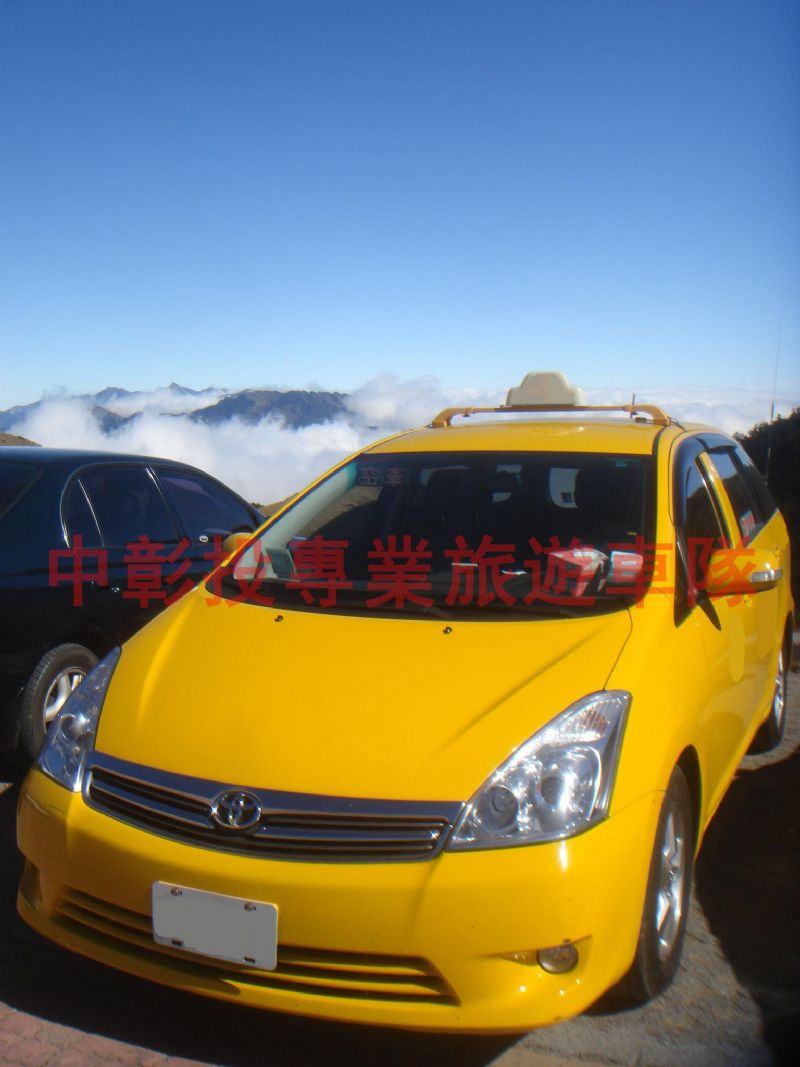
704, 548, 782, 596
221, 531, 252, 559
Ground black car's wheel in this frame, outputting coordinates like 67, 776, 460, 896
17, 643, 98, 763
618, 765, 694, 1004
748, 648, 788, 754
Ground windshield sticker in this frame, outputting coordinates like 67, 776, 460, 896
356, 465, 385, 487
384, 466, 407, 487
740, 509, 756, 541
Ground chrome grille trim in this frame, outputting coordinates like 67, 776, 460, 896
84, 752, 462, 862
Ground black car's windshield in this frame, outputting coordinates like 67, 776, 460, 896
0, 462, 41, 520
217, 451, 654, 617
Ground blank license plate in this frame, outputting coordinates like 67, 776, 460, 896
152, 882, 278, 969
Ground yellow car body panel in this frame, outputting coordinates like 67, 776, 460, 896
16, 403, 793, 1033
90, 587, 631, 800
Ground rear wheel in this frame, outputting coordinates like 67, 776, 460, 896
618, 765, 694, 1003
17, 643, 98, 764
749, 649, 787, 754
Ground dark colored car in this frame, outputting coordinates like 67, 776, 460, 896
0, 448, 262, 765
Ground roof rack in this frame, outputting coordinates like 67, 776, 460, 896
430, 402, 671, 428
430, 372, 670, 428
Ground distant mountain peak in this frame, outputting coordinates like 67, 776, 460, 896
191, 388, 348, 428
0, 384, 349, 433
167, 382, 208, 395
94, 386, 135, 403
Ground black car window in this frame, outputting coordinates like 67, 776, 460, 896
684, 461, 726, 588
80, 467, 179, 547
0, 461, 41, 519
62, 481, 102, 547
156, 468, 256, 541
732, 443, 777, 525
228, 450, 654, 618
707, 448, 763, 545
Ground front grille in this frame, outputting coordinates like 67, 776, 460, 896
85, 752, 462, 862
55, 888, 456, 1004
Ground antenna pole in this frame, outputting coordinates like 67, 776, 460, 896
765, 327, 782, 482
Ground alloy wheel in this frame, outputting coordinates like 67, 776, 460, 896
43, 667, 87, 725
771, 650, 786, 737
655, 800, 687, 961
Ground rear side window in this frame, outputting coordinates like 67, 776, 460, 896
80, 467, 178, 546
157, 468, 256, 541
0, 461, 40, 519
707, 448, 764, 545
62, 481, 102, 547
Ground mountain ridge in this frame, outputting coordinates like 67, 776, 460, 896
0, 384, 348, 434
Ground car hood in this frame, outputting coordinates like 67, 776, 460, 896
97, 590, 633, 801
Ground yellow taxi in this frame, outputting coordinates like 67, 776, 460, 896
17, 373, 793, 1032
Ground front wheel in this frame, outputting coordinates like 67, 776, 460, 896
17, 643, 99, 765
618, 765, 694, 1003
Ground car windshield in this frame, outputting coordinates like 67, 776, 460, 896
216, 451, 654, 618
0, 461, 41, 519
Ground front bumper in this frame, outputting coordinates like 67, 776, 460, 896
17, 768, 661, 1033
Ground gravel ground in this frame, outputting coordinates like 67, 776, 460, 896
1, 657, 798, 1067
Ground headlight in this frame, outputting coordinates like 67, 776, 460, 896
37, 647, 120, 792
447, 690, 631, 850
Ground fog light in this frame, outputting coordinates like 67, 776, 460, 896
537, 943, 579, 974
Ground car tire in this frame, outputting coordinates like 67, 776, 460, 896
617, 765, 694, 1004
748, 648, 788, 754
17, 643, 99, 764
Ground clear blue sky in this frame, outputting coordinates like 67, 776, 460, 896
1, 0, 798, 407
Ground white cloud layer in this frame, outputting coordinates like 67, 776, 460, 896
345, 374, 505, 431
11, 378, 799, 505
583, 385, 797, 437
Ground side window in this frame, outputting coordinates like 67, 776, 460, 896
733, 443, 777, 525
0, 462, 40, 519
707, 448, 763, 545
684, 461, 726, 590
80, 467, 179, 547
62, 481, 102, 548
156, 468, 256, 542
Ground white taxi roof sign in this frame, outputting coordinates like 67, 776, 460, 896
506, 371, 584, 407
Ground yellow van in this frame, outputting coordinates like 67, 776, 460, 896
17, 373, 793, 1032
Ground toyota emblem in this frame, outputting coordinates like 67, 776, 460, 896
210, 790, 263, 831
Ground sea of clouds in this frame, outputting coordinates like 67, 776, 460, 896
11, 376, 799, 505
